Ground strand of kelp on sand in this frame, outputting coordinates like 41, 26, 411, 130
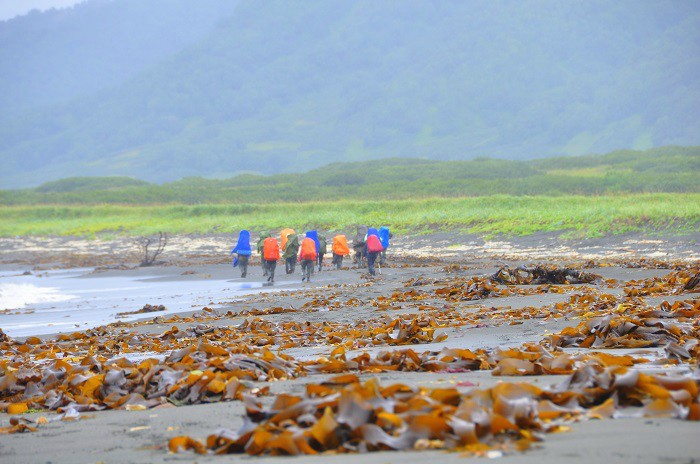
0, 260, 698, 457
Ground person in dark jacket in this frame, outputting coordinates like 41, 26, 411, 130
283, 233, 300, 274
256, 231, 271, 276
230, 230, 252, 278
317, 234, 327, 271
352, 225, 368, 267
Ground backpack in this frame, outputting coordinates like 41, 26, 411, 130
300, 237, 317, 260
379, 226, 390, 248
366, 235, 384, 253
263, 237, 280, 261
332, 235, 350, 255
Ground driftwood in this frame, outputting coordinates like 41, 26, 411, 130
491, 264, 599, 285
135, 232, 167, 266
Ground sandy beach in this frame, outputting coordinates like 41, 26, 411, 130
0, 231, 698, 463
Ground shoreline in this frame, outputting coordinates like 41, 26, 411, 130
1, 229, 698, 271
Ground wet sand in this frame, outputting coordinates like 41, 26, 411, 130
0, 232, 698, 463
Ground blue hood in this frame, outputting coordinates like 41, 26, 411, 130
231, 229, 252, 256
379, 226, 391, 248
305, 230, 320, 253
367, 228, 379, 238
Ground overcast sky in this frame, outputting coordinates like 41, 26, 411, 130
0, 0, 84, 21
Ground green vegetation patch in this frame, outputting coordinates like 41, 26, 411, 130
1, 194, 697, 239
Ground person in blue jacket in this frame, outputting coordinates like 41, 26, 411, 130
230, 229, 252, 278
379, 226, 392, 265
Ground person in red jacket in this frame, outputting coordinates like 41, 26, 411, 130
262, 236, 280, 283
364, 229, 384, 277
299, 236, 317, 282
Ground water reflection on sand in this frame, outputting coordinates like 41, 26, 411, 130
0, 268, 267, 338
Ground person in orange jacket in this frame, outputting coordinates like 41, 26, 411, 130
331, 234, 350, 269
262, 236, 280, 283
298, 235, 317, 282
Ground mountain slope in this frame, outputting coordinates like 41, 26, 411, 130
1, 0, 699, 188
0, 0, 240, 112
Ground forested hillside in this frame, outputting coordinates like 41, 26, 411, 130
1, 0, 698, 188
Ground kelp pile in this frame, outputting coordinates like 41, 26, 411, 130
0, 340, 298, 415
116, 303, 167, 317
303, 343, 648, 377
1, 260, 698, 456
169, 365, 699, 456
549, 299, 700, 355
624, 268, 700, 296
491, 265, 600, 285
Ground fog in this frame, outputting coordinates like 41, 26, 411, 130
0, 0, 83, 21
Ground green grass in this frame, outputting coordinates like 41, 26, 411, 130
1, 193, 697, 239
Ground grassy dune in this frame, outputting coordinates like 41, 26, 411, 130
1, 193, 698, 239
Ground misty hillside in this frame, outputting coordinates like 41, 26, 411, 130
0, 0, 240, 113
1, 0, 699, 188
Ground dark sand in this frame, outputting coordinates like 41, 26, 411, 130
0, 232, 698, 463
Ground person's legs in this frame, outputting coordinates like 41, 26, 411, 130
380, 250, 386, 265
317, 254, 324, 272
285, 258, 291, 274
367, 252, 377, 276
267, 260, 276, 282
239, 255, 249, 278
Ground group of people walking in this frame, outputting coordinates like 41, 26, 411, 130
230, 226, 392, 282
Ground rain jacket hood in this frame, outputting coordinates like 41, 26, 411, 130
231, 230, 252, 256
367, 228, 379, 238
